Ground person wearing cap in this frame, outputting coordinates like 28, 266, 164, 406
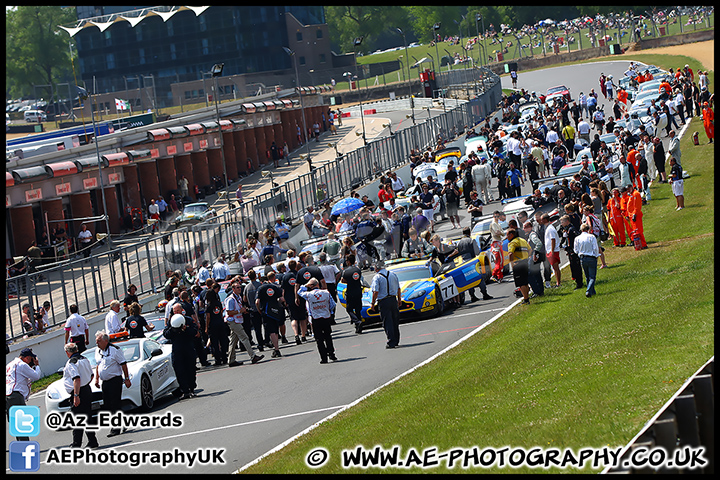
701, 101, 714, 144
6, 347, 42, 441
668, 157, 685, 211
297, 277, 337, 363
64, 303, 90, 353
370, 260, 402, 349
163, 304, 198, 399
94, 330, 131, 437
62, 342, 99, 448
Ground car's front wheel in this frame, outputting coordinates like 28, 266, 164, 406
140, 375, 154, 411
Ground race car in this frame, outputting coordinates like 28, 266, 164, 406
45, 334, 179, 414
543, 84, 571, 103
336, 253, 492, 331
174, 202, 217, 228
463, 136, 490, 161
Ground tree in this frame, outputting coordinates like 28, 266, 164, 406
5, 6, 76, 99
325, 6, 408, 54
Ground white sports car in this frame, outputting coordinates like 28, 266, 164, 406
45, 336, 179, 413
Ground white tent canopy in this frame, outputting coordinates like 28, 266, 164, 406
58, 6, 210, 37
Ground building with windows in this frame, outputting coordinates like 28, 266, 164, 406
64, 6, 333, 109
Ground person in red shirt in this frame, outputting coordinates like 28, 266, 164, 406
626, 186, 647, 249
377, 183, 394, 204
683, 64, 694, 82
617, 87, 628, 106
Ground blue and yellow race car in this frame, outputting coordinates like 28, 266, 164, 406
337, 252, 492, 331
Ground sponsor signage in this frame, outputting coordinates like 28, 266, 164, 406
55, 183, 72, 196
83, 178, 98, 190
167, 145, 177, 155
25, 188, 43, 203
199, 139, 208, 149
184, 142, 193, 152
108, 173, 122, 185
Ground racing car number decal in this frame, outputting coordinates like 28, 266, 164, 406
438, 277, 458, 301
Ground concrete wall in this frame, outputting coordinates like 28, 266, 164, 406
5, 292, 164, 376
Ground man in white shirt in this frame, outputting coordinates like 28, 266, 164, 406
104, 300, 122, 334
6, 348, 42, 440
471, 159, 493, 204
577, 119, 591, 143
297, 278, 337, 363
545, 127, 559, 145
65, 304, 90, 353
574, 223, 600, 297
389, 172, 405, 194
95, 330, 131, 437
542, 213, 561, 287
212, 255, 229, 281
225, 282, 264, 367
196, 260, 211, 285
78, 224, 93, 259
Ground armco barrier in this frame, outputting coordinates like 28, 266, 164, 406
604, 357, 714, 474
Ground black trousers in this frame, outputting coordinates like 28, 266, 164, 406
208, 319, 229, 363
568, 252, 584, 288
70, 335, 87, 354
71, 384, 98, 447
101, 375, 123, 414
312, 317, 335, 361
345, 295, 363, 325
172, 349, 197, 394
379, 296, 400, 347
6, 391, 29, 441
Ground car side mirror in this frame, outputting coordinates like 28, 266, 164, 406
150, 348, 163, 357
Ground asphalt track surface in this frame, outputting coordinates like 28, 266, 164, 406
8, 59, 647, 474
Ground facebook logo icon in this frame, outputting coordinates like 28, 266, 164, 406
9, 405, 41, 437
9, 441, 41, 472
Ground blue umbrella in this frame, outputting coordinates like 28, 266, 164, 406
331, 197, 365, 216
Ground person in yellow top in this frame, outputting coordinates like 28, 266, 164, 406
561, 123, 576, 160
506, 228, 531, 305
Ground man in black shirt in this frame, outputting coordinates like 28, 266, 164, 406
282, 260, 308, 345
455, 227, 493, 302
340, 254, 364, 333
255, 272, 287, 358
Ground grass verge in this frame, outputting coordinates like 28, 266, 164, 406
242, 118, 713, 473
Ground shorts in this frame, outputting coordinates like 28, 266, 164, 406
512, 262, 529, 287
262, 315, 282, 335
671, 179, 684, 197
289, 305, 307, 321
446, 203, 458, 217
423, 209, 434, 221
546, 251, 560, 266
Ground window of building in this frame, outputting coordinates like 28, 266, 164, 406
107, 53, 115, 70
199, 15, 207, 32
316, 29, 323, 39
167, 21, 174, 37
170, 44, 176, 60
299, 56, 306, 66
202, 38, 209, 56
139, 48, 145, 65
296, 31, 302, 42
319, 54, 326, 64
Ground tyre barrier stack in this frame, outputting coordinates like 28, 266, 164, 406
604, 357, 714, 474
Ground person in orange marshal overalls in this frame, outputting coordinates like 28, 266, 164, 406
607, 188, 626, 247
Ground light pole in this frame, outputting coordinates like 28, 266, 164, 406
353, 36, 367, 145
210, 63, 232, 212
76, 86, 112, 247
396, 27, 416, 125
284, 47, 313, 171
433, 22, 441, 79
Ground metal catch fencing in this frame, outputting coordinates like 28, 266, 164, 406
5, 70, 501, 342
